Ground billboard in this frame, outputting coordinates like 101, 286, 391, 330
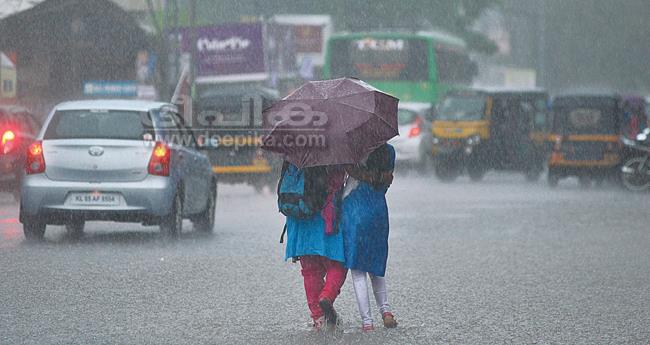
181, 23, 266, 83
293, 25, 323, 53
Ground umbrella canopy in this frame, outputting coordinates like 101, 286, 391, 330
261, 78, 399, 168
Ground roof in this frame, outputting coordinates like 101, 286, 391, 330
446, 88, 548, 97
54, 99, 172, 112
399, 102, 432, 112
272, 14, 332, 26
198, 85, 280, 100
0, 53, 15, 68
474, 86, 547, 94
0, 0, 45, 20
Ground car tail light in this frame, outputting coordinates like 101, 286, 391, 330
408, 118, 422, 138
148, 141, 170, 176
26, 141, 45, 174
2, 130, 16, 154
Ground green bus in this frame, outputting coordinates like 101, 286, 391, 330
323, 31, 476, 104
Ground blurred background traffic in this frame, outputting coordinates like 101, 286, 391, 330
1, 0, 650, 193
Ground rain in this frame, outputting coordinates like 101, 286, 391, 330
1, 0, 650, 344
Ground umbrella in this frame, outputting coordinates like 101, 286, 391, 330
261, 78, 399, 168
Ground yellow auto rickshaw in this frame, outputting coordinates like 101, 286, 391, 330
547, 95, 623, 187
431, 89, 550, 182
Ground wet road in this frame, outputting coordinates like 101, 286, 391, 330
1, 173, 650, 344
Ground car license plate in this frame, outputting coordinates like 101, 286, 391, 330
69, 192, 120, 206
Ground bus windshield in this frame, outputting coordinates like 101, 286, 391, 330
437, 95, 486, 121
329, 37, 429, 81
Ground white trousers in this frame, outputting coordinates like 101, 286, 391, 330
351, 269, 391, 326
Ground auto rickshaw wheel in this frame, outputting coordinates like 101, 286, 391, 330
434, 162, 460, 182
467, 164, 487, 182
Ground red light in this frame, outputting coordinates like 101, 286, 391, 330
148, 141, 170, 176
408, 126, 421, 137
25, 141, 45, 174
408, 117, 423, 138
2, 130, 15, 154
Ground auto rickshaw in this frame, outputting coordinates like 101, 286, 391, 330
547, 95, 623, 187
431, 89, 550, 182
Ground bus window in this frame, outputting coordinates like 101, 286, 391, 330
435, 48, 476, 84
329, 38, 429, 81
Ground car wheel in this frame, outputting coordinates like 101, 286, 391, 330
160, 194, 182, 239
547, 171, 560, 188
416, 153, 433, 175
525, 167, 543, 182
23, 221, 46, 241
12, 186, 20, 202
65, 220, 85, 239
578, 176, 592, 189
193, 184, 216, 233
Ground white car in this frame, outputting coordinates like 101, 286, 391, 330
20, 100, 216, 240
389, 102, 433, 171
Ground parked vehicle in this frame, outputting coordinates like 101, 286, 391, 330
19, 100, 216, 240
0, 105, 40, 200
389, 102, 434, 172
431, 89, 550, 182
547, 95, 623, 187
620, 128, 650, 191
194, 85, 281, 192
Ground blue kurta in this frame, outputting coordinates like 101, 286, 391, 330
284, 213, 346, 263
342, 145, 395, 277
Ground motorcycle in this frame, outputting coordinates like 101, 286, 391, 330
621, 128, 650, 191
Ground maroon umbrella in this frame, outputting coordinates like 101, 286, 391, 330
261, 78, 399, 168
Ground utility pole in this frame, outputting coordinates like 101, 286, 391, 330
188, 0, 197, 87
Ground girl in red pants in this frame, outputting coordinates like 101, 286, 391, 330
284, 166, 348, 330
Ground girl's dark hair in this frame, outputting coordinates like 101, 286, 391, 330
365, 144, 392, 189
366, 144, 391, 171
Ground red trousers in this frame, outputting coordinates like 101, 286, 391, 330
300, 255, 347, 321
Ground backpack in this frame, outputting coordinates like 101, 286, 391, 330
277, 162, 328, 218
276, 162, 329, 243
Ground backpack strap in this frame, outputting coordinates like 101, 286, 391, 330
277, 161, 289, 196
279, 222, 287, 244
332, 186, 344, 235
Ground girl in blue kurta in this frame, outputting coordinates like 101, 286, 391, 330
284, 167, 347, 330
342, 144, 398, 331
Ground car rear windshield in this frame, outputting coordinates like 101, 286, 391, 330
44, 110, 152, 140
398, 109, 418, 125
